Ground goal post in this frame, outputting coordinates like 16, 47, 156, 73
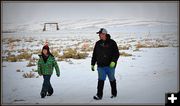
43, 23, 59, 31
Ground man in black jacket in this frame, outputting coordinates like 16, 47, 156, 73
91, 28, 120, 100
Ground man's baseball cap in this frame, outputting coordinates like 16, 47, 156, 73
96, 28, 108, 34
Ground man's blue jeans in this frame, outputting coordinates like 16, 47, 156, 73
97, 66, 115, 81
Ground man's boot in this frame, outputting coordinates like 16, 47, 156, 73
93, 80, 104, 100
110, 80, 117, 98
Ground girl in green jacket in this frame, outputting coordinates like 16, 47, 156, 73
38, 45, 60, 98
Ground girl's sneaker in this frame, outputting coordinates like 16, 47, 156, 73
41, 92, 46, 98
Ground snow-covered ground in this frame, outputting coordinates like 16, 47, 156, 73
2, 18, 177, 33
1, 18, 179, 105
2, 47, 178, 105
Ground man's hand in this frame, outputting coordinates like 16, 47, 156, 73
109, 62, 116, 69
91, 65, 95, 71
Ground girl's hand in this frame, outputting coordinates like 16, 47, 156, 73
57, 74, 60, 77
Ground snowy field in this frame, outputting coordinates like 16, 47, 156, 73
1, 19, 179, 105
2, 47, 178, 105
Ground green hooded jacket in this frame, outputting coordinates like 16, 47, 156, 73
37, 55, 60, 75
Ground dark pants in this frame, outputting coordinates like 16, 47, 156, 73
96, 67, 117, 98
41, 75, 53, 96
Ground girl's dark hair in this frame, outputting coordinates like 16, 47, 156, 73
41, 45, 54, 57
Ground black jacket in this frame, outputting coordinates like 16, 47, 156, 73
91, 34, 120, 67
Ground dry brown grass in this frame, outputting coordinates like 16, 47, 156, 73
8, 38, 21, 43
81, 42, 93, 52
7, 55, 18, 62
119, 44, 131, 50
22, 71, 36, 78
120, 52, 132, 57
51, 49, 61, 57
6, 51, 32, 62
136, 41, 169, 48
17, 52, 32, 60
26, 59, 36, 67
58, 48, 89, 61
133, 48, 140, 52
